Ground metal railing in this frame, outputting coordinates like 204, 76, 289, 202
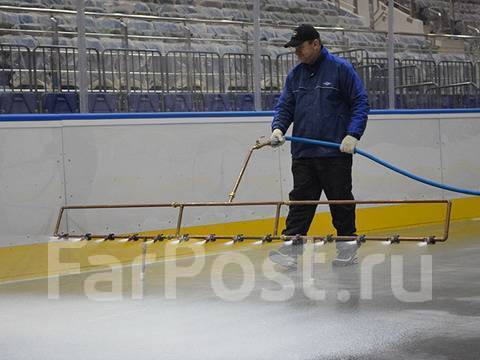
0, 44, 32, 92
396, 82, 439, 108
222, 53, 273, 92
102, 48, 163, 93
426, 82, 479, 108
276, 52, 297, 91
53, 199, 452, 244
401, 58, 439, 83
1, 43, 479, 112
32, 45, 101, 92
437, 60, 475, 86
164, 51, 222, 93
476, 62, 480, 87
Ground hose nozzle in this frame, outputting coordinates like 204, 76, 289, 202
254, 136, 275, 149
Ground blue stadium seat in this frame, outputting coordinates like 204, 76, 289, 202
440, 95, 454, 109
0, 92, 37, 114
42, 93, 79, 113
452, 94, 464, 108
370, 93, 388, 109
466, 95, 478, 108
262, 92, 281, 110
89, 93, 119, 113
163, 93, 194, 112
128, 93, 161, 112
425, 94, 438, 109
395, 94, 404, 108
233, 93, 255, 111
202, 93, 232, 112
455, 94, 478, 108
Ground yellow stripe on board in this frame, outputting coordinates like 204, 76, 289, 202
1, 196, 479, 282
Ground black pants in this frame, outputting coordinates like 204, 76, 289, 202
283, 156, 356, 237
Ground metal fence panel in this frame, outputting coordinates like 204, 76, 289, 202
222, 53, 273, 92
356, 64, 386, 109
396, 82, 439, 109
33, 45, 101, 93
0, 44, 32, 92
475, 62, 480, 86
165, 51, 222, 93
275, 52, 297, 90
102, 48, 163, 93
333, 48, 370, 67
427, 82, 479, 108
400, 59, 438, 84
438, 60, 475, 86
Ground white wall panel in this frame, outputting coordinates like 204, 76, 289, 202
355, 117, 444, 201
0, 126, 65, 246
1, 112, 479, 246
61, 119, 281, 235
439, 116, 480, 198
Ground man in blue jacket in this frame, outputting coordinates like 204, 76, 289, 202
269, 24, 369, 267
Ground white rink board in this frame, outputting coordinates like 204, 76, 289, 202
0, 111, 479, 246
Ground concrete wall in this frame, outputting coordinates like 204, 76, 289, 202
0, 110, 479, 248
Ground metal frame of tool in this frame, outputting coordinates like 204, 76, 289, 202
53, 199, 452, 246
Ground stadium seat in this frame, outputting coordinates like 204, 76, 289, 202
163, 93, 194, 112
440, 95, 454, 109
89, 93, 119, 113
128, 93, 161, 112
370, 93, 388, 109
468, 95, 478, 108
203, 93, 232, 112
233, 93, 255, 111
42, 93, 79, 113
0, 92, 37, 114
395, 94, 404, 108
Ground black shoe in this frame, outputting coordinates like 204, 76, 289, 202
332, 242, 359, 267
269, 249, 297, 268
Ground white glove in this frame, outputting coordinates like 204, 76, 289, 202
270, 129, 285, 147
339, 135, 358, 154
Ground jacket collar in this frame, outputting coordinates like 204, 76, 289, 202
305, 46, 329, 72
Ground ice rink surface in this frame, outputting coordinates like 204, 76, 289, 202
1, 220, 479, 360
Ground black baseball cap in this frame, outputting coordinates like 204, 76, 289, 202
284, 24, 320, 48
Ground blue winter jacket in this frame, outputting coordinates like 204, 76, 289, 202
272, 46, 369, 158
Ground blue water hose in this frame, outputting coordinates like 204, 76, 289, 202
285, 136, 480, 196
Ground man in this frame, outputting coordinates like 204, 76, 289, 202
269, 24, 369, 267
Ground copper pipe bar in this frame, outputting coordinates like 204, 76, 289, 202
56, 234, 437, 242
228, 137, 274, 203
441, 200, 453, 241
53, 199, 452, 244
53, 207, 65, 236
60, 199, 450, 210
175, 205, 184, 236
228, 146, 256, 203
273, 203, 281, 236
285, 200, 450, 205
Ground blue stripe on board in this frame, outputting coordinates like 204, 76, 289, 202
1, 109, 480, 122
